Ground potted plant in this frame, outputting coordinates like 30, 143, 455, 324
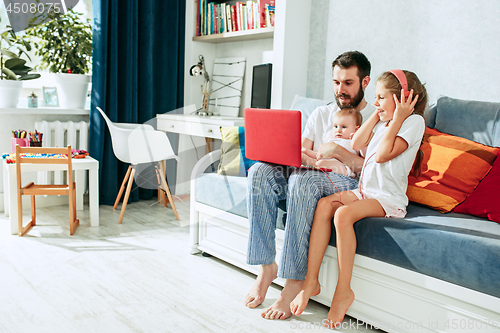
0, 26, 41, 108
25, 9, 92, 109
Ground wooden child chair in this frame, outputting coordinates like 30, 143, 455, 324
16, 145, 79, 236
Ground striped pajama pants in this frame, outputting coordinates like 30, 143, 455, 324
246, 162, 358, 280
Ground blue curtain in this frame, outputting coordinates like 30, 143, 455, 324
90, 0, 185, 205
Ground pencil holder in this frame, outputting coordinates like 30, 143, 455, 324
12, 138, 30, 153
30, 141, 43, 147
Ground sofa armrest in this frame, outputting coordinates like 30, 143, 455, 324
190, 149, 222, 182
189, 149, 222, 254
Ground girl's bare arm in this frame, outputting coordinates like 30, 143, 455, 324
351, 109, 379, 151
376, 90, 418, 163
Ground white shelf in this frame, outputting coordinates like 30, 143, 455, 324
192, 26, 274, 43
0, 107, 90, 115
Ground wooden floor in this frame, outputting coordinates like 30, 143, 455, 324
0, 199, 381, 333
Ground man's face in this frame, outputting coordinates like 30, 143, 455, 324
333, 66, 364, 109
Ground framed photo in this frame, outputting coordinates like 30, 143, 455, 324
43, 86, 59, 107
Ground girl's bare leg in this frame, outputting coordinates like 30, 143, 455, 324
290, 191, 358, 316
325, 199, 385, 329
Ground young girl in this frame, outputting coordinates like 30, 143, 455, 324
289, 70, 427, 329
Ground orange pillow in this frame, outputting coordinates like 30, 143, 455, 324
407, 127, 500, 213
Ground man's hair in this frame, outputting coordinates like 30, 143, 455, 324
332, 51, 371, 81
334, 109, 362, 127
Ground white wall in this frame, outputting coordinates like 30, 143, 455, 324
308, 0, 500, 105
215, 38, 274, 114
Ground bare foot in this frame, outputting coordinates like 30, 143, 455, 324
261, 279, 304, 320
324, 289, 355, 329
290, 279, 321, 316
244, 262, 278, 308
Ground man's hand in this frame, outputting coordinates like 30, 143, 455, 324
317, 142, 341, 160
317, 141, 365, 175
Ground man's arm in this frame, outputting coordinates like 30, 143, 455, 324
301, 138, 318, 166
316, 142, 365, 175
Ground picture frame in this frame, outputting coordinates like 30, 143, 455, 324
43, 86, 59, 107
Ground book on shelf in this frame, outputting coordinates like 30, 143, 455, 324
259, 0, 274, 28
195, 0, 274, 37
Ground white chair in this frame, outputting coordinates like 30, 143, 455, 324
97, 107, 180, 223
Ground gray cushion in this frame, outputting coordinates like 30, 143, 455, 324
424, 103, 437, 128
194, 173, 286, 228
433, 96, 500, 147
195, 173, 248, 218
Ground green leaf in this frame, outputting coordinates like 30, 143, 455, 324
1, 68, 18, 80
21, 40, 32, 52
5, 58, 26, 70
0, 49, 18, 59
19, 73, 41, 81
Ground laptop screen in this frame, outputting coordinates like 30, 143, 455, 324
244, 108, 302, 167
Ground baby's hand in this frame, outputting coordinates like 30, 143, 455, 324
316, 152, 323, 160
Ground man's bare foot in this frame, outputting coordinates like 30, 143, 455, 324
290, 279, 321, 316
324, 289, 355, 329
261, 279, 304, 320
244, 262, 278, 308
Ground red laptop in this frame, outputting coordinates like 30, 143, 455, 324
244, 108, 303, 167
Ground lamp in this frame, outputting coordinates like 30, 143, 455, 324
190, 55, 213, 116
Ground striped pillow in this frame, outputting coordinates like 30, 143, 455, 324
407, 127, 500, 213
218, 126, 256, 177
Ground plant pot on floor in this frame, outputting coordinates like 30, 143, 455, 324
0, 80, 22, 108
53, 73, 91, 109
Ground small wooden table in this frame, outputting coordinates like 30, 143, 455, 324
3, 156, 99, 234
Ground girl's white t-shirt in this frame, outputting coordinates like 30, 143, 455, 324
359, 114, 425, 215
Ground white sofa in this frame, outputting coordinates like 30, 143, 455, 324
188, 96, 500, 333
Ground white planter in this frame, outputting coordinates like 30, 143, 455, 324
53, 73, 91, 109
0, 80, 23, 108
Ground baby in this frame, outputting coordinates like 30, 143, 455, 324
302, 108, 361, 177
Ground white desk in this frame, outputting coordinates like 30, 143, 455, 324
156, 114, 245, 194
156, 114, 245, 139
3, 156, 99, 235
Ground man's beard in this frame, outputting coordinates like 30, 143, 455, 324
335, 85, 364, 109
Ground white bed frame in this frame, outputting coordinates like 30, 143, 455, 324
189, 150, 500, 333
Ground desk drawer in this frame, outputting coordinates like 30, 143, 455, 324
159, 119, 190, 135
185, 122, 221, 139
202, 124, 221, 139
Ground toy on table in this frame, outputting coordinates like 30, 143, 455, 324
72, 149, 89, 159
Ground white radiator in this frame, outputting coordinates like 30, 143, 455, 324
34, 121, 89, 187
